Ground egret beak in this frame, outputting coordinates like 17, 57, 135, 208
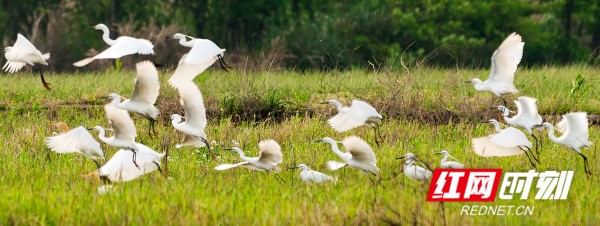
488, 107, 497, 110
86, 127, 94, 130
165, 36, 173, 40
89, 26, 95, 29
289, 166, 300, 169
224, 148, 235, 151
320, 101, 330, 104
100, 96, 110, 99
464, 80, 472, 83
486, 120, 494, 123
434, 152, 442, 155
396, 156, 407, 160
314, 139, 324, 143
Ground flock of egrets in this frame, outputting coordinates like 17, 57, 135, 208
4, 25, 593, 191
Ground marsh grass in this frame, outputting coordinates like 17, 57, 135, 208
0, 66, 598, 225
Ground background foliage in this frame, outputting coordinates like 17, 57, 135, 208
0, 0, 599, 71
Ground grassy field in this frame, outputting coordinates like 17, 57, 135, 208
0, 66, 599, 225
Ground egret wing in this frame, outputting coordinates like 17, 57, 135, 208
472, 136, 525, 157
177, 83, 207, 131
342, 136, 376, 163
94, 37, 154, 59
45, 126, 103, 159
215, 162, 265, 171
183, 39, 225, 65
99, 148, 161, 182
327, 112, 366, 132
130, 61, 160, 105
488, 33, 524, 85
563, 112, 591, 142
168, 60, 215, 88
517, 96, 541, 120
104, 104, 137, 142
258, 139, 283, 164
326, 161, 348, 171
490, 127, 532, 148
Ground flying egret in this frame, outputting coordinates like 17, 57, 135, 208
90, 104, 139, 167
170, 82, 217, 159
215, 139, 283, 172
291, 164, 336, 184
466, 32, 524, 105
471, 119, 538, 167
73, 23, 154, 67
315, 136, 379, 176
87, 143, 164, 182
166, 33, 229, 69
435, 150, 464, 169
3, 33, 51, 90
321, 99, 384, 145
397, 153, 433, 182
541, 112, 593, 175
104, 61, 160, 136
497, 96, 544, 153
46, 124, 104, 169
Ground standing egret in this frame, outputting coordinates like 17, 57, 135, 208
497, 96, 544, 153
466, 32, 524, 105
105, 61, 160, 136
166, 33, 229, 69
291, 164, 336, 184
170, 82, 217, 159
315, 136, 379, 176
3, 33, 51, 90
215, 139, 283, 172
73, 23, 154, 67
89, 143, 164, 182
435, 150, 464, 169
90, 104, 139, 167
46, 125, 104, 169
397, 153, 433, 182
471, 119, 538, 167
322, 99, 383, 145
541, 112, 593, 175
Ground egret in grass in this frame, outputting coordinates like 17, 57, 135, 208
90, 104, 139, 167
435, 150, 464, 169
3, 33, 51, 90
73, 23, 154, 67
87, 143, 164, 182
541, 112, 593, 175
322, 99, 383, 145
46, 123, 104, 169
104, 61, 160, 136
291, 164, 336, 184
166, 33, 229, 69
215, 139, 283, 172
466, 32, 524, 105
471, 119, 538, 167
315, 136, 379, 176
397, 153, 432, 182
497, 96, 544, 153
170, 82, 217, 159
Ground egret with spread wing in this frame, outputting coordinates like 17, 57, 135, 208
4, 33, 51, 90
315, 136, 379, 176
472, 119, 537, 168
215, 139, 283, 172
541, 112, 593, 175
46, 124, 104, 169
497, 96, 544, 153
90, 104, 139, 167
322, 99, 383, 145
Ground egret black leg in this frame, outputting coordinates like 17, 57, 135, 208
217, 54, 231, 72
578, 152, 591, 175
521, 147, 537, 168
147, 118, 157, 138
372, 124, 383, 147
36, 66, 51, 91
498, 96, 507, 107
153, 161, 163, 173
532, 133, 541, 159
129, 149, 140, 169
93, 159, 102, 170
273, 173, 287, 185
200, 137, 218, 160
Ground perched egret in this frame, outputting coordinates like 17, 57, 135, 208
497, 96, 544, 152
90, 104, 139, 167
104, 61, 160, 136
73, 23, 154, 67
166, 33, 229, 69
3, 33, 51, 90
322, 99, 383, 145
435, 150, 464, 169
466, 32, 524, 105
471, 119, 538, 167
215, 139, 283, 172
90, 143, 164, 182
315, 136, 379, 176
397, 153, 432, 182
46, 124, 104, 169
170, 82, 216, 159
541, 112, 593, 175
292, 164, 336, 184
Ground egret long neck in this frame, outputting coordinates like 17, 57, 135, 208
100, 27, 116, 46
179, 38, 195, 48
328, 142, 347, 159
96, 128, 111, 144
330, 101, 344, 112
234, 149, 251, 162
545, 125, 561, 143
491, 121, 502, 133
440, 154, 448, 164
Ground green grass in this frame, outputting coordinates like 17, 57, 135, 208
0, 66, 599, 225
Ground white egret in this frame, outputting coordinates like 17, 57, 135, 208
471, 119, 538, 167
73, 23, 154, 67
215, 139, 283, 172
166, 33, 228, 69
322, 99, 383, 145
435, 150, 464, 169
397, 153, 432, 182
315, 136, 379, 176
170, 82, 217, 159
541, 112, 592, 175
98, 143, 164, 182
497, 96, 544, 152
466, 32, 524, 105
90, 104, 139, 167
104, 61, 160, 136
291, 164, 336, 184
46, 124, 104, 169
3, 33, 51, 90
